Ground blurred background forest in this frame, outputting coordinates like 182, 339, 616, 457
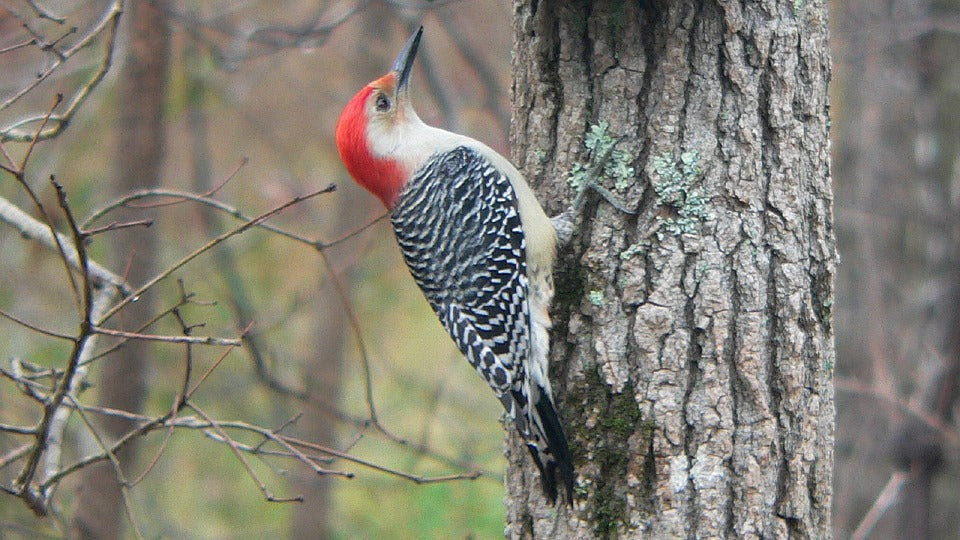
0, 0, 958, 538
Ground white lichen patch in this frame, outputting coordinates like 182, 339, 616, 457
568, 120, 636, 191
669, 454, 690, 493
651, 150, 714, 238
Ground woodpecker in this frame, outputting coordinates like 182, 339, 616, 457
335, 27, 574, 504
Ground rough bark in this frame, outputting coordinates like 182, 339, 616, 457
70, 2, 170, 538
506, 1, 835, 537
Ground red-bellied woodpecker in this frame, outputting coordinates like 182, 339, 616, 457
335, 27, 574, 505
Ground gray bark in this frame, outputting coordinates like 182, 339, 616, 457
507, 1, 835, 537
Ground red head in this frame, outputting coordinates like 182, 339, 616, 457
336, 28, 423, 209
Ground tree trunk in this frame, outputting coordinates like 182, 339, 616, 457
71, 2, 170, 538
289, 219, 352, 539
507, 1, 835, 537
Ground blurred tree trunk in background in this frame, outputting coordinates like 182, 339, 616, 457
71, 2, 170, 538
507, 1, 834, 537
289, 10, 391, 537
832, 0, 960, 537
289, 217, 350, 539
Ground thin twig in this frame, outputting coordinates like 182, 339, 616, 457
185, 322, 252, 400
50, 405, 487, 486
53, 176, 92, 322
252, 413, 303, 453
1, 0, 124, 142
128, 398, 179, 488
0, 38, 38, 55
43, 289, 115, 484
280, 432, 481, 484
91, 327, 243, 347
83, 219, 154, 236
12, 172, 105, 515
82, 292, 206, 366
0, 424, 37, 435
147, 0, 363, 64
317, 249, 405, 444
0, 308, 75, 341
319, 213, 388, 250
26, 0, 67, 23
8, 96, 86, 314
125, 158, 248, 210
0, 444, 34, 470
83, 187, 323, 246
97, 185, 336, 325
850, 471, 909, 540
836, 377, 960, 447
207, 416, 351, 479
65, 394, 145, 539
188, 403, 303, 503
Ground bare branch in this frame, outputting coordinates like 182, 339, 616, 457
91, 327, 243, 347
850, 471, 909, 540
42, 289, 115, 484
317, 249, 404, 444
25, 0, 67, 23
84, 219, 154, 236
0, 444, 33, 470
188, 403, 303, 504
1, 0, 124, 142
96, 185, 336, 326
0, 38, 39, 55
66, 394, 145, 539
319, 213, 388, 250
0, 424, 36, 435
83, 187, 319, 247
82, 290, 210, 367
148, 0, 364, 67
0, 308, 75, 341
0, 195, 130, 295
836, 377, 960, 447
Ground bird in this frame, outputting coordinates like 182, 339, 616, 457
335, 26, 574, 505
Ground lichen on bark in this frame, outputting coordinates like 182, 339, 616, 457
507, 0, 835, 537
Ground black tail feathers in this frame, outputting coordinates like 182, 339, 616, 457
527, 392, 575, 506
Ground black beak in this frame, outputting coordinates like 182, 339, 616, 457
392, 26, 423, 93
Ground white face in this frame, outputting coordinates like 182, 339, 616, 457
362, 75, 460, 173
364, 88, 412, 158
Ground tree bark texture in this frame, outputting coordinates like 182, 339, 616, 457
71, 2, 170, 538
507, 1, 835, 537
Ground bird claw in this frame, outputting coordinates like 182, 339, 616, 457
551, 209, 576, 247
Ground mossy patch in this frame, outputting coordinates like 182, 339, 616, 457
566, 368, 651, 536
554, 262, 587, 307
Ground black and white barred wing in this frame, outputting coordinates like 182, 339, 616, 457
390, 146, 533, 427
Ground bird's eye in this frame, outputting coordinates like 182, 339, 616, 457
375, 93, 391, 112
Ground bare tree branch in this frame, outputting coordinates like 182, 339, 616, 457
91, 326, 243, 347
96, 184, 336, 325
0, 195, 130, 295
0, 0, 124, 142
